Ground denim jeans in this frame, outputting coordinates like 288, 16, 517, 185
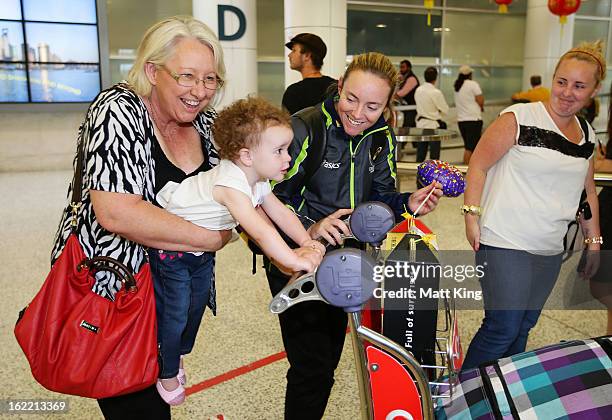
462, 244, 562, 370
148, 249, 214, 379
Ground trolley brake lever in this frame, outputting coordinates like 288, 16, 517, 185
269, 270, 324, 314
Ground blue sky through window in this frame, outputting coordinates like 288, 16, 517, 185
24, 0, 96, 24
0, 0, 22, 20
26, 22, 98, 63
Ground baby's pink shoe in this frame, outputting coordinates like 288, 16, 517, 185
156, 379, 185, 406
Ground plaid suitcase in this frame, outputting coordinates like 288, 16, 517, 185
435, 336, 612, 419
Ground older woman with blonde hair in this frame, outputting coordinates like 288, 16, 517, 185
51, 16, 230, 418
462, 40, 604, 369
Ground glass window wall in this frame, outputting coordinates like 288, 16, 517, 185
577, 0, 612, 17
362, 0, 438, 6
348, 9, 442, 57
574, 19, 609, 61
344, 3, 525, 101
258, 0, 284, 58
446, 0, 526, 13
106, 0, 191, 84
439, 65, 522, 105
444, 11, 524, 66
258, 61, 284, 105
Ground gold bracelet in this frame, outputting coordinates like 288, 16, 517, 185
461, 205, 482, 216
584, 236, 603, 245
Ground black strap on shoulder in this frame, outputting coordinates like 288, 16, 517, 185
293, 105, 327, 188
68, 127, 86, 232
577, 116, 590, 143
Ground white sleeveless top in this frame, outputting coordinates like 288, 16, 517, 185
157, 159, 271, 230
479, 102, 594, 253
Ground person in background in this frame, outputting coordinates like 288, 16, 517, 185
282, 33, 336, 115
462, 41, 604, 370
395, 59, 420, 128
454, 65, 484, 164
578, 96, 599, 124
415, 66, 449, 162
512, 75, 551, 103
50, 16, 232, 418
591, 80, 612, 335
267, 52, 442, 419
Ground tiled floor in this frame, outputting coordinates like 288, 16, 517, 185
1, 145, 607, 419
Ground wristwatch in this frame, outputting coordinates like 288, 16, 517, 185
461, 205, 482, 216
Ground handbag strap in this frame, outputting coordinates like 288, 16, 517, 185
67, 131, 139, 291
78, 256, 138, 292
69, 135, 86, 230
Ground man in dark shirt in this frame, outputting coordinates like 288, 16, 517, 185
282, 33, 336, 115
395, 59, 419, 127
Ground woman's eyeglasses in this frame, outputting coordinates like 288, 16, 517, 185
159, 65, 224, 90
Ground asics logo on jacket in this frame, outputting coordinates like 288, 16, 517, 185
322, 160, 341, 169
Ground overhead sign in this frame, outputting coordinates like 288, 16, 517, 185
218, 5, 246, 41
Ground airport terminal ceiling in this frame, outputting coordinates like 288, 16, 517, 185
104, 0, 612, 105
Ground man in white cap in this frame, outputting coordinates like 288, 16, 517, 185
282, 33, 336, 115
454, 64, 484, 164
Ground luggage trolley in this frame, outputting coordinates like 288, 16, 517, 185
270, 202, 612, 420
270, 201, 461, 420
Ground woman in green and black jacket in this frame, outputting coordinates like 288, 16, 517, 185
266, 52, 442, 420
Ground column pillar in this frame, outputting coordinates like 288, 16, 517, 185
193, 0, 257, 108
522, 0, 575, 90
283, 0, 347, 87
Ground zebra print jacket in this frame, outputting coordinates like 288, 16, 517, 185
51, 83, 219, 302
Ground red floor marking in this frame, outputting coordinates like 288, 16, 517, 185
186, 328, 352, 395
186, 350, 287, 395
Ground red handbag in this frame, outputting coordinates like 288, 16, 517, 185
14, 139, 159, 398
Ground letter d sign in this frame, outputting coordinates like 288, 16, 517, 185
218, 5, 246, 41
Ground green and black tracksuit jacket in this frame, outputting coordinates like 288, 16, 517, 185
272, 97, 412, 227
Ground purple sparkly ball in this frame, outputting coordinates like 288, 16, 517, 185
417, 159, 465, 197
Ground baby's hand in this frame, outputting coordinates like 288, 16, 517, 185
294, 256, 316, 274
294, 246, 323, 272
301, 239, 326, 256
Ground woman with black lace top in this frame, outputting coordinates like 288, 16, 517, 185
462, 41, 604, 369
